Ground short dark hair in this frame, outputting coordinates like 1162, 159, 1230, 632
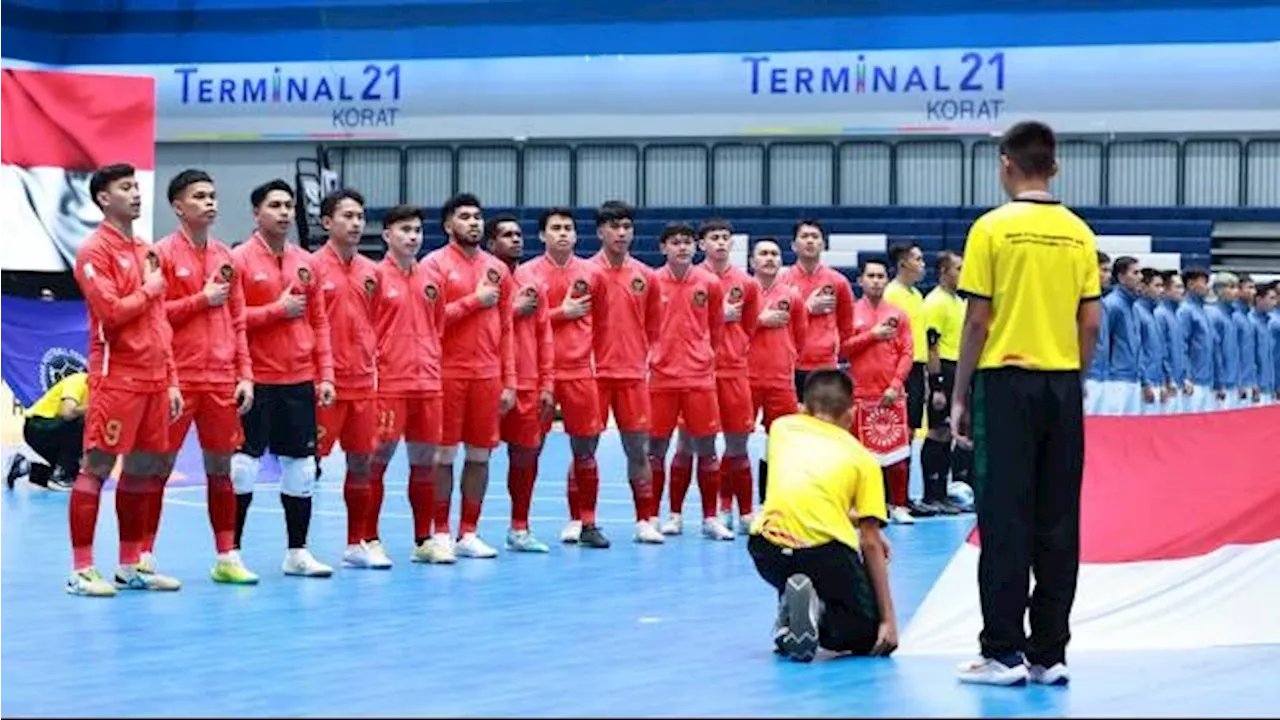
539, 207, 575, 233
859, 258, 888, 276
1140, 267, 1160, 284
660, 222, 695, 245
89, 163, 136, 209
1254, 280, 1276, 297
166, 168, 213, 204
1097, 251, 1111, 264
596, 200, 633, 226
1160, 269, 1180, 284
320, 189, 365, 219
1182, 267, 1210, 284
793, 219, 824, 238
1112, 256, 1140, 283
383, 204, 423, 228
752, 236, 782, 252
484, 213, 521, 244
697, 218, 733, 240
1237, 272, 1255, 285
999, 121, 1057, 178
888, 241, 919, 269
250, 179, 293, 208
441, 193, 483, 231
935, 250, 961, 274
803, 369, 854, 417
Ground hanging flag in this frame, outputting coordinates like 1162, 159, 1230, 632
0, 295, 89, 407
1, 68, 156, 273
899, 406, 1280, 654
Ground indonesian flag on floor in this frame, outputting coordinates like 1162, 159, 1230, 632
1, 68, 156, 272
900, 405, 1280, 654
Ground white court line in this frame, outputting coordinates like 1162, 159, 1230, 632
162, 496, 645, 527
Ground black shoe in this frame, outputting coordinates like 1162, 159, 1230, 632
579, 524, 611, 549
908, 500, 938, 517
779, 574, 820, 663
6, 453, 30, 489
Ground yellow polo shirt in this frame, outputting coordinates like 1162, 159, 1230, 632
923, 286, 966, 363
885, 280, 928, 364
750, 413, 887, 551
24, 372, 88, 420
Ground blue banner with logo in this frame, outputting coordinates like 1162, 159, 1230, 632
0, 295, 88, 408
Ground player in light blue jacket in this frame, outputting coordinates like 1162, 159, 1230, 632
1176, 268, 1216, 414
1135, 269, 1166, 415
1254, 282, 1277, 405
1155, 270, 1190, 413
1207, 272, 1241, 410
1084, 252, 1112, 415
1101, 257, 1143, 415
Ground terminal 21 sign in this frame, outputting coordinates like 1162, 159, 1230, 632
40, 42, 1280, 141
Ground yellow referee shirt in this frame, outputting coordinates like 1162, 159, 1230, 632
885, 280, 927, 364
958, 200, 1101, 371
923, 286, 966, 363
749, 413, 887, 551
24, 373, 88, 420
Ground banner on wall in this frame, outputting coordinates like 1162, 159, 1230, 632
5, 41, 1276, 142
0, 296, 89, 408
1, 68, 157, 272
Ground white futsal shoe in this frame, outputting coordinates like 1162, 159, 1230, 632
455, 533, 498, 559
282, 548, 334, 577
659, 513, 683, 536
560, 520, 583, 544
343, 541, 391, 569
738, 513, 755, 536
633, 519, 665, 544
1028, 663, 1070, 686
366, 540, 394, 569
956, 657, 1030, 686
702, 517, 735, 541
413, 534, 457, 564
889, 506, 916, 525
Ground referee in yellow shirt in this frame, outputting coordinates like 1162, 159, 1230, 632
7, 372, 89, 491
920, 250, 968, 513
950, 121, 1102, 687
883, 243, 930, 518
747, 370, 898, 662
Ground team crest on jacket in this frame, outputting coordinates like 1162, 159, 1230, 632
693, 289, 708, 307
424, 283, 439, 301
522, 285, 538, 302
820, 284, 835, 296
572, 278, 589, 296
364, 276, 377, 297
729, 286, 743, 301
486, 267, 501, 284
777, 299, 791, 312
297, 266, 312, 285
145, 250, 160, 271
631, 276, 646, 293
219, 263, 234, 282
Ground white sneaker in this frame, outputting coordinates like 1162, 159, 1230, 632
717, 510, 734, 531
738, 514, 755, 536
365, 540, 394, 569
282, 548, 334, 577
343, 541, 376, 568
633, 520, 665, 544
412, 534, 456, 564
702, 517, 735, 541
455, 533, 498, 559
890, 506, 916, 525
956, 657, 1029, 686
659, 513, 683, 536
560, 520, 583, 544
1028, 662, 1070, 686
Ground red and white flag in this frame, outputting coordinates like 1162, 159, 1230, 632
1, 68, 156, 272
901, 405, 1280, 654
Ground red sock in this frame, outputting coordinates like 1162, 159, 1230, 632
574, 457, 601, 525
141, 475, 167, 555
343, 471, 370, 545
206, 473, 236, 554
629, 472, 654, 522
724, 455, 753, 516
566, 466, 581, 522
69, 472, 104, 570
407, 464, 435, 542
648, 456, 667, 520
460, 499, 483, 536
887, 460, 909, 507
717, 456, 736, 513
669, 454, 694, 515
116, 473, 148, 566
367, 461, 387, 541
696, 457, 722, 520
433, 464, 453, 536
508, 462, 536, 531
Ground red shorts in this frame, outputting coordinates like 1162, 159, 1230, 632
651, 387, 720, 439
553, 378, 603, 438
84, 384, 169, 455
502, 389, 546, 449
752, 385, 800, 431
596, 378, 651, 433
716, 376, 754, 434
317, 397, 379, 457
441, 377, 503, 449
167, 387, 243, 454
378, 394, 443, 446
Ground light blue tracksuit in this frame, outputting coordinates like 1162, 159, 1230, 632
1255, 310, 1276, 405
1155, 298, 1187, 412
1084, 288, 1111, 415
1135, 297, 1165, 415
1102, 286, 1141, 415
1234, 301, 1258, 405
1207, 300, 1240, 410
1177, 295, 1215, 414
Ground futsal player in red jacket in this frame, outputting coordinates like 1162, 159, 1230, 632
154, 168, 256, 585
310, 189, 387, 569
69, 163, 184, 597
370, 205, 448, 564
231, 180, 336, 578
486, 214, 557, 553
649, 223, 730, 540
420, 193, 517, 560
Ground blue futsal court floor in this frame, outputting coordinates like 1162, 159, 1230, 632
3, 430, 1277, 718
